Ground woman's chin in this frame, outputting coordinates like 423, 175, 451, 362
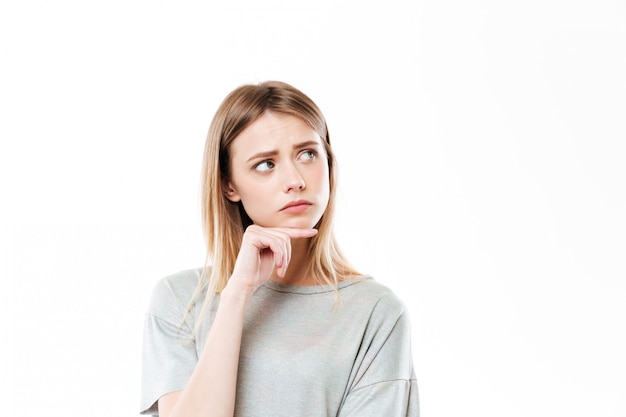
256, 219, 317, 230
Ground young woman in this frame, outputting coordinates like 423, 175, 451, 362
140, 81, 419, 417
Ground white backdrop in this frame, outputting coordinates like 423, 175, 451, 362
1, 1, 625, 416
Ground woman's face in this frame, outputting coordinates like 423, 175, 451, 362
224, 111, 330, 229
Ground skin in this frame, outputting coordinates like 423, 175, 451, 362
158, 111, 330, 417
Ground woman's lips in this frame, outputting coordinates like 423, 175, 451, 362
280, 200, 312, 214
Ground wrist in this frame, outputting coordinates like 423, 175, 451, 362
221, 280, 255, 305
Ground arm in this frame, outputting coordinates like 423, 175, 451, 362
339, 307, 419, 417
158, 282, 251, 417
157, 225, 318, 417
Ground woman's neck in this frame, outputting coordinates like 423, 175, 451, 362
270, 237, 316, 286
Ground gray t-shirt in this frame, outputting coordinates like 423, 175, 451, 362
140, 267, 419, 416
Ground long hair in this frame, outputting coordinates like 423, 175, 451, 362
189, 80, 359, 330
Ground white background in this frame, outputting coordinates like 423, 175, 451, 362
1, 1, 625, 416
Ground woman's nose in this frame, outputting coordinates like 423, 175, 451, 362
283, 164, 306, 192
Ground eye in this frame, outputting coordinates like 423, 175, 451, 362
254, 160, 275, 172
299, 150, 317, 161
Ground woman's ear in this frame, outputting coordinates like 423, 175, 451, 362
222, 180, 241, 202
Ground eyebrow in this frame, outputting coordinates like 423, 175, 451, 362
245, 140, 321, 163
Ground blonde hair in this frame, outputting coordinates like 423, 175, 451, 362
189, 80, 359, 329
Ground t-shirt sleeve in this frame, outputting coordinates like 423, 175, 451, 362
338, 298, 420, 417
140, 278, 199, 415
338, 379, 419, 417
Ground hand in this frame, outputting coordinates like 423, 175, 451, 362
228, 225, 318, 295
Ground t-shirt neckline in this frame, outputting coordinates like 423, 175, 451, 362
262, 275, 371, 295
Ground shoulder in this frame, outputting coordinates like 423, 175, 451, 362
342, 276, 411, 321
145, 267, 203, 321
345, 276, 408, 309
342, 277, 415, 357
